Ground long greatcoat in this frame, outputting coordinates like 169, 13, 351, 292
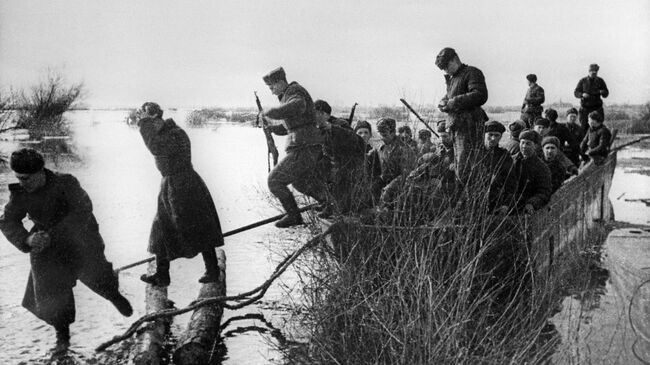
138, 117, 224, 260
0, 170, 120, 327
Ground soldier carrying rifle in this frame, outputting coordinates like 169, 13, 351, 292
259, 67, 328, 228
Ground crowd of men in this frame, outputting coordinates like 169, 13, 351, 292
260, 48, 612, 226
0, 47, 613, 353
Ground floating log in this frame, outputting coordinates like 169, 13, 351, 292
130, 262, 174, 365
173, 248, 227, 365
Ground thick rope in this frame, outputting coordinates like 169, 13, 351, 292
96, 225, 335, 352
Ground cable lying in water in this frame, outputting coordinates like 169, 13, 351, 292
95, 225, 335, 352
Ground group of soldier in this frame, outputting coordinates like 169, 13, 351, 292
0, 46, 612, 353
260, 47, 612, 226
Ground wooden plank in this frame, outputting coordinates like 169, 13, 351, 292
173, 248, 227, 365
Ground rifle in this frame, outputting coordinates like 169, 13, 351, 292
348, 102, 358, 124
254, 91, 279, 172
399, 98, 439, 138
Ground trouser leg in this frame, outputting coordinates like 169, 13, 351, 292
54, 324, 70, 342
269, 146, 327, 213
268, 152, 301, 211
154, 255, 170, 280
290, 147, 329, 204
201, 249, 220, 277
76, 238, 121, 300
453, 131, 478, 185
578, 107, 591, 131
53, 323, 71, 352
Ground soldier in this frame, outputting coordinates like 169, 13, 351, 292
316, 114, 366, 217
406, 121, 455, 210
574, 63, 609, 131
314, 99, 352, 129
501, 120, 525, 156
544, 108, 580, 166
532, 117, 551, 138
354, 120, 373, 144
0, 148, 133, 353
541, 136, 572, 193
478, 121, 516, 214
521, 74, 545, 128
580, 110, 612, 165
261, 67, 328, 227
354, 120, 382, 205
512, 130, 552, 214
435, 47, 489, 183
397, 125, 418, 150
533, 117, 579, 173
374, 117, 417, 208
434, 120, 455, 161
137, 102, 223, 287
565, 107, 586, 146
416, 129, 436, 156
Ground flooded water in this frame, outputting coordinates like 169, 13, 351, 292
0, 110, 311, 364
550, 139, 650, 364
1, 111, 649, 364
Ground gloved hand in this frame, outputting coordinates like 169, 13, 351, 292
27, 231, 51, 253
438, 100, 449, 113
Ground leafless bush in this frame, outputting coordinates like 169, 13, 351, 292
0, 91, 16, 133
14, 72, 84, 139
283, 164, 564, 364
369, 105, 408, 121
186, 107, 257, 126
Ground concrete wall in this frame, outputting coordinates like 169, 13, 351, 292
527, 152, 617, 274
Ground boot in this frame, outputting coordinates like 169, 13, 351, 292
198, 249, 220, 284
140, 256, 171, 287
53, 325, 70, 355
110, 293, 134, 317
275, 195, 303, 228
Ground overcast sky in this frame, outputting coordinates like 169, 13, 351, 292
1, 0, 648, 109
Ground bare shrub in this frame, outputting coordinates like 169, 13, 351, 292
0, 91, 16, 133
606, 102, 650, 134
186, 108, 228, 126
186, 107, 257, 126
14, 72, 84, 139
284, 160, 563, 364
369, 105, 408, 121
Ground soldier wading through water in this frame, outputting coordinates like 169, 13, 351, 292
0, 148, 133, 353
